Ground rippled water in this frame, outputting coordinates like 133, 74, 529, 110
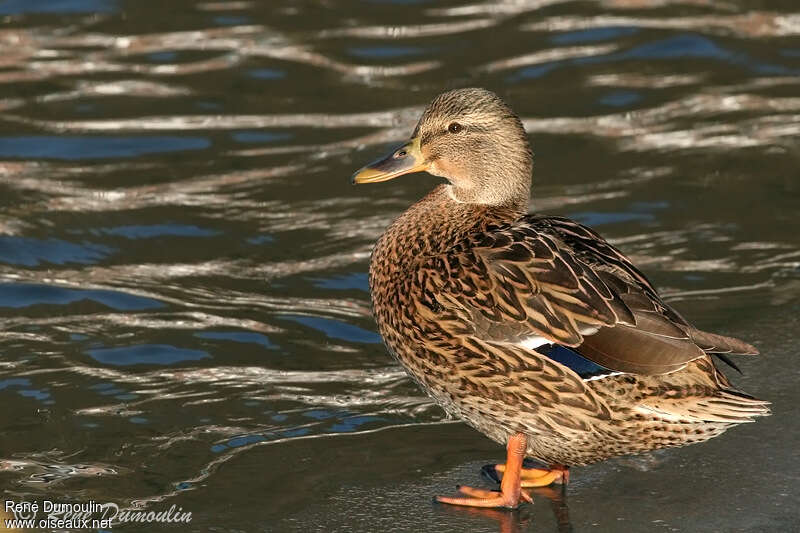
0, 1, 798, 532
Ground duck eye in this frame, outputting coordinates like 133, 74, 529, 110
447, 122, 463, 134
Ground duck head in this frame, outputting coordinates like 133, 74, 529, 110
352, 88, 533, 210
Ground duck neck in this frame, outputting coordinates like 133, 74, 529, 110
440, 153, 532, 212
448, 182, 530, 213
370, 185, 525, 280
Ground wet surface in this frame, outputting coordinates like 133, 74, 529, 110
0, 0, 798, 531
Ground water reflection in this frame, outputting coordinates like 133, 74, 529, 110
0, 0, 118, 15
0, 0, 797, 531
0, 135, 210, 159
437, 486, 573, 533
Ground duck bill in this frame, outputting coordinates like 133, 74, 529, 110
351, 137, 427, 184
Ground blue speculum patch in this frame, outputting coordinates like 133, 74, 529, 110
537, 343, 615, 380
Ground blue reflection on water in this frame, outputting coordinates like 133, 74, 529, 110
304, 409, 337, 420
228, 434, 266, 448
599, 90, 641, 107
247, 234, 275, 245
231, 131, 292, 144
311, 272, 368, 291
0, 236, 112, 266
0, 283, 164, 310
588, 34, 800, 75
2, 379, 53, 405
513, 33, 800, 81
568, 211, 654, 226
513, 64, 557, 80
211, 434, 267, 452
148, 51, 177, 62
247, 69, 286, 80
0, 0, 117, 14
619, 34, 729, 60
0, 136, 210, 160
195, 331, 276, 349
551, 26, 638, 45
97, 387, 125, 396
279, 314, 381, 344
328, 415, 385, 432
348, 46, 425, 59
0, 378, 31, 390
210, 412, 388, 453
115, 393, 137, 400
87, 344, 210, 366
18, 388, 52, 403
281, 428, 310, 438
95, 224, 220, 239
89, 382, 139, 400
213, 15, 250, 26
211, 428, 310, 453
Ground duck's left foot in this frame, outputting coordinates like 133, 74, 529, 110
436, 433, 532, 509
489, 462, 569, 487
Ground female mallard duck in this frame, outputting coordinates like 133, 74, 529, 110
352, 88, 769, 509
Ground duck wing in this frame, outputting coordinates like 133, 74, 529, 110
421, 215, 757, 376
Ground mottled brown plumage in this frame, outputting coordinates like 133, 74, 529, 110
353, 88, 768, 490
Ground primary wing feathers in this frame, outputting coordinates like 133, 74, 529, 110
544, 216, 760, 357
425, 215, 739, 376
688, 329, 760, 355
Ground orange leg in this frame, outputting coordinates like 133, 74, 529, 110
435, 433, 532, 509
494, 462, 569, 487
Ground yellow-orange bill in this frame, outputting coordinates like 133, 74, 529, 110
351, 137, 427, 184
